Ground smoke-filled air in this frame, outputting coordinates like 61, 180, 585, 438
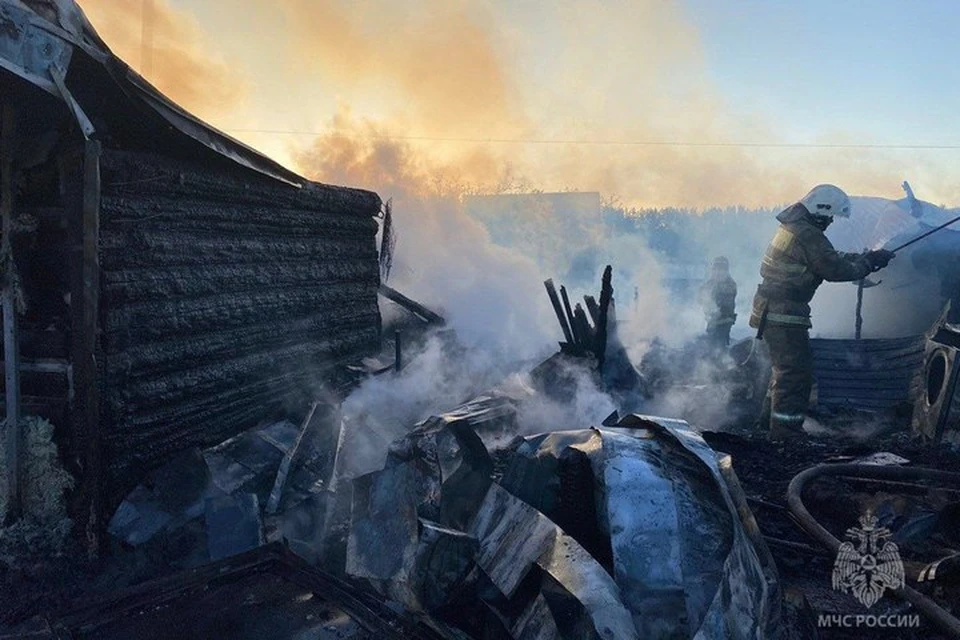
73, 0, 960, 465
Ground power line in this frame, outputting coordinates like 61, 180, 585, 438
220, 129, 960, 150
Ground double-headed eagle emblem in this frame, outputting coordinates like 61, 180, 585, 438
832, 512, 905, 608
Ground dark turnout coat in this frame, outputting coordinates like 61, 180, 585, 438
750, 203, 872, 329
700, 275, 737, 329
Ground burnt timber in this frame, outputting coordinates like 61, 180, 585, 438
0, 1, 383, 542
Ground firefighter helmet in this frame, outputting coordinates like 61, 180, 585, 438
799, 184, 851, 218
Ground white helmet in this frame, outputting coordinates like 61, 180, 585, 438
799, 184, 851, 218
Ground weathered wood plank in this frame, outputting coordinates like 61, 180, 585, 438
1, 101, 20, 521
99, 148, 381, 215
544, 279, 573, 344
378, 284, 444, 325
81, 140, 102, 551
94, 148, 383, 512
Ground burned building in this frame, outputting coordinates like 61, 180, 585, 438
0, 0, 382, 540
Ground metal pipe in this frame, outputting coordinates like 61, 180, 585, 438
787, 463, 960, 638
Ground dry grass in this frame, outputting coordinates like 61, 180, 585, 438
0, 417, 75, 565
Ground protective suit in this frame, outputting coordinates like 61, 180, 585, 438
750, 185, 894, 441
699, 257, 737, 348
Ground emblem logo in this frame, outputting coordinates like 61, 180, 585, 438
831, 512, 905, 608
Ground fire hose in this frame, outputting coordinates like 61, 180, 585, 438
787, 463, 960, 638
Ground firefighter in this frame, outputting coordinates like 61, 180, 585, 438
750, 184, 895, 441
699, 256, 737, 349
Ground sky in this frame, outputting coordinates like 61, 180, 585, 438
73, 0, 960, 208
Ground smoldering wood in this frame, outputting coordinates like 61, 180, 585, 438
82, 141, 102, 550
1, 101, 20, 521
595, 265, 613, 369
543, 279, 573, 344
574, 303, 594, 351
47, 543, 444, 640
99, 150, 381, 215
379, 198, 395, 283
560, 285, 579, 345
378, 284, 445, 326
61, 140, 104, 547
95, 149, 383, 508
585, 295, 600, 326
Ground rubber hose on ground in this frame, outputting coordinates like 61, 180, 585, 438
786, 463, 960, 639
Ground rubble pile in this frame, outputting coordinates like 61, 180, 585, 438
338, 399, 781, 638
21, 369, 772, 640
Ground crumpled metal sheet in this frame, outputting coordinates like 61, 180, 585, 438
502, 416, 780, 640
345, 401, 779, 639
346, 414, 638, 638
0, 1, 74, 95
469, 483, 638, 640
107, 448, 219, 547
346, 415, 494, 610
607, 415, 781, 640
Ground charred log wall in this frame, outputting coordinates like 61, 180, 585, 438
97, 149, 381, 504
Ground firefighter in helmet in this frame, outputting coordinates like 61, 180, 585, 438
699, 256, 737, 349
750, 184, 895, 441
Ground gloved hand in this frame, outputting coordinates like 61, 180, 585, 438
865, 249, 896, 271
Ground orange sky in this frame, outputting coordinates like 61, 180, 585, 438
74, 0, 959, 209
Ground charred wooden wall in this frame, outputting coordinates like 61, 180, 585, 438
97, 149, 381, 503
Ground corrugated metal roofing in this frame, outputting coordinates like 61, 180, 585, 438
811, 335, 924, 411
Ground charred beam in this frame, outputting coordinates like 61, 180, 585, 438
62, 140, 103, 553
584, 295, 600, 326
1, 101, 20, 522
560, 286, 578, 345
595, 265, 613, 370
543, 279, 573, 344
573, 303, 594, 351
378, 284, 444, 326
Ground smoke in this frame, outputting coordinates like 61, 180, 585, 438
262, 0, 960, 208
73, 0, 960, 461
71, 0, 960, 207
296, 110, 558, 358
274, 0, 523, 142
75, 0, 248, 122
